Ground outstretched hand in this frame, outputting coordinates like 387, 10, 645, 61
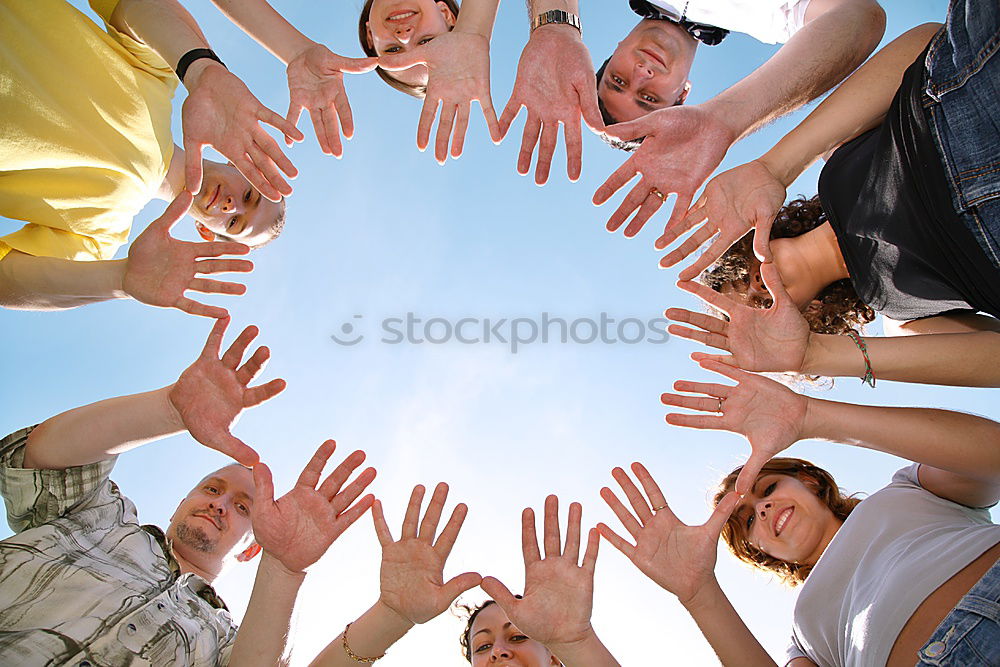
666, 263, 811, 372
499, 25, 603, 184
660, 160, 787, 278
182, 63, 304, 201
661, 360, 808, 494
481, 495, 600, 649
124, 192, 253, 320
598, 462, 739, 604
378, 31, 501, 164
374, 483, 481, 625
252, 440, 376, 573
285, 43, 378, 157
593, 105, 735, 239
168, 317, 286, 465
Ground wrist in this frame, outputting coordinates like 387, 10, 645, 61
680, 577, 724, 614
373, 597, 417, 632
531, 22, 582, 42
756, 151, 800, 188
549, 626, 619, 666
697, 99, 747, 147
155, 385, 188, 434
259, 551, 308, 583
182, 57, 227, 91
108, 259, 130, 299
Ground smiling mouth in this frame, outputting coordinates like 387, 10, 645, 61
640, 48, 667, 69
386, 9, 417, 21
205, 184, 221, 211
193, 514, 221, 530
774, 507, 793, 536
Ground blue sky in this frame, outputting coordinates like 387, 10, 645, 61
2, 0, 991, 664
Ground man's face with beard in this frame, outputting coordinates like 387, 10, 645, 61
167, 464, 256, 565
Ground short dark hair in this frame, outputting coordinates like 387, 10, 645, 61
358, 0, 461, 98
457, 596, 526, 662
213, 197, 286, 249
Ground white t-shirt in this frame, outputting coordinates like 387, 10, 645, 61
786, 465, 1000, 667
644, 0, 812, 44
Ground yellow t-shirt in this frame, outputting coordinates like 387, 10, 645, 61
0, 0, 179, 261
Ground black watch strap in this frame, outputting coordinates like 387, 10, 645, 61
175, 48, 226, 83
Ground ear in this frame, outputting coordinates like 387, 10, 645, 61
436, 1, 457, 27
365, 22, 375, 51
236, 542, 262, 563
675, 80, 692, 105
195, 222, 215, 241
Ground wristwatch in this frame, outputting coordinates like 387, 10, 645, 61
531, 9, 582, 35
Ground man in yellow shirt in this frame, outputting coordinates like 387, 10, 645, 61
0, 0, 303, 317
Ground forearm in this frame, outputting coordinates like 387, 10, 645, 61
0, 251, 128, 310
230, 553, 307, 667
548, 628, 621, 667
803, 399, 1000, 480
455, 0, 501, 39
682, 579, 777, 667
758, 22, 939, 184
705, 1, 886, 145
308, 600, 413, 666
803, 332, 1000, 387
22, 386, 184, 470
208, 0, 314, 65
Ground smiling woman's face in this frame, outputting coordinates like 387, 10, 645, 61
468, 603, 559, 667
365, 0, 457, 88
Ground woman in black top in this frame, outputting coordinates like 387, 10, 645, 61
657, 5, 1000, 386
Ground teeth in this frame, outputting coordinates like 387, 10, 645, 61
387, 11, 416, 20
775, 508, 792, 535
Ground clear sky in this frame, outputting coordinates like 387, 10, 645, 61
2, 0, 991, 664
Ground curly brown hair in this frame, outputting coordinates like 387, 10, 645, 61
358, 0, 461, 99
700, 195, 876, 335
457, 599, 496, 661
713, 457, 863, 586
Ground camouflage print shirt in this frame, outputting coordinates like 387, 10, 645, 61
0, 427, 238, 666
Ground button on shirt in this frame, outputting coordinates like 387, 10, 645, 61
636, 0, 813, 44
0, 427, 237, 666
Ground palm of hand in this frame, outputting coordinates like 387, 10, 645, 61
169, 354, 247, 457
729, 302, 810, 372
379, 539, 450, 624
423, 32, 490, 96
514, 30, 589, 114
253, 487, 346, 573
510, 559, 593, 646
725, 376, 806, 459
630, 515, 718, 604
182, 68, 257, 146
287, 46, 347, 107
704, 162, 786, 239
125, 226, 191, 308
634, 108, 731, 194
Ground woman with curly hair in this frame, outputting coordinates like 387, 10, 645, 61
658, 1, 1000, 345
601, 361, 1000, 666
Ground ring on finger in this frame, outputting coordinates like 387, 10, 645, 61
650, 187, 666, 201
716, 397, 725, 413
651, 503, 668, 512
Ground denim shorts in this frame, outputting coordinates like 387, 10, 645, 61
924, 0, 1000, 268
915, 553, 1000, 666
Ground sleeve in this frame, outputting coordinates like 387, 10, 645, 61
784, 0, 812, 37
88, 0, 179, 85
0, 426, 119, 533
0, 223, 113, 261
784, 632, 810, 664
890, 463, 923, 488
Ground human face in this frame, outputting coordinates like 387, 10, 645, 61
718, 255, 772, 308
366, 0, 456, 88
469, 604, 559, 667
191, 162, 283, 246
167, 465, 255, 565
598, 20, 696, 123
734, 473, 841, 566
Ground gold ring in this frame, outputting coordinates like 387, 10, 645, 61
716, 398, 724, 413
652, 503, 668, 512
650, 187, 666, 201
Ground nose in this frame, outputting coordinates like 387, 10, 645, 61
208, 498, 227, 516
490, 642, 513, 661
634, 59, 654, 80
756, 500, 772, 520
394, 25, 413, 43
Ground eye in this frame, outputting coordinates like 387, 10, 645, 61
205, 485, 219, 495
418, 36, 434, 45
511, 634, 529, 642
228, 216, 238, 230
612, 75, 626, 86
237, 503, 249, 515
243, 189, 251, 203
764, 482, 777, 497
384, 45, 401, 53
745, 512, 754, 530
642, 94, 659, 103
473, 643, 491, 653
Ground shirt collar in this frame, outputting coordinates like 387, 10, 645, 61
629, 0, 730, 46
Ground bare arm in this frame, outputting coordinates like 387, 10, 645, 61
230, 555, 306, 667
207, 0, 312, 64
710, 0, 887, 143
0, 251, 128, 310
883, 312, 1000, 336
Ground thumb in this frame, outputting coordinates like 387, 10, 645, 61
226, 435, 260, 467
753, 219, 775, 262
577, 83, 605, 135
183, 139, 204, 194
705, 491, 740, 537
252, 462, 276, 508
154, 191, 194, 233
441, 572, 483, 603
480, 576, 518, 609
377, 50, 426, 71
759, 261, 791, 306
602, 116, 646, 142
735, 450, 770, 496
339, 56, 379, 74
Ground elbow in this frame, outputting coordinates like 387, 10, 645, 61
853, 1, 888, 59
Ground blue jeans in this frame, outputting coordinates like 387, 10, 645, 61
924, 0, 1000, 267
915, 554, 1000, 666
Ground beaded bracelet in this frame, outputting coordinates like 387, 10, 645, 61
341, 622, 385, 663
846, 330, 876, 388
